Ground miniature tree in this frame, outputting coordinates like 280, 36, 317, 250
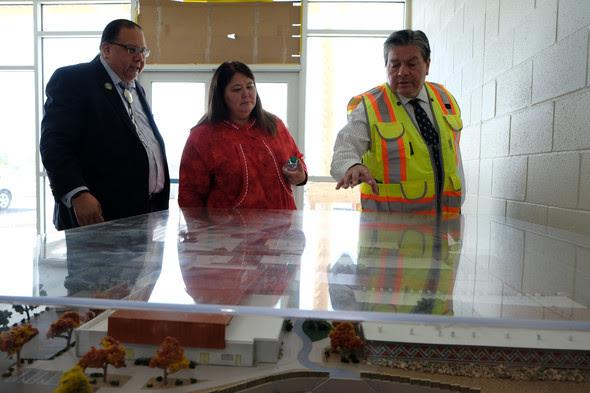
0, 324, 39, 365
329, 321, 364, 358
149, 336, 190, 385
12, 305, 38, 321
46, 311, 82, 349
53, 365, 92, 393
78, 336, 126, 382
84, 309, 102, 322
0, 309, 12, 332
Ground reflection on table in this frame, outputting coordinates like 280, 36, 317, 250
0, 207, 588, 332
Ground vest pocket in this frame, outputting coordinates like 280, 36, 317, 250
375, 122, 405, 140
400, 180, 429, 201
448, 173, 462, 191
443, 115, 463, 132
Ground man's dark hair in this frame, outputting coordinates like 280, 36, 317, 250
383, 29, 431, 65
100, 19, 142, 47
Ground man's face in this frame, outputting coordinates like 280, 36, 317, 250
385, 44, 430, 98
101, 27, 147, 83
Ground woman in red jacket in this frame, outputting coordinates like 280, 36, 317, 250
179, 61, 307, 209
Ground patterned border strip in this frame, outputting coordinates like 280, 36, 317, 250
364, 342, 590, 369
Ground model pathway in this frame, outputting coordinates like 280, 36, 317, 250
293, 319, 359, 380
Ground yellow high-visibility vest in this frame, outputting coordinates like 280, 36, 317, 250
347, 82, 462, 214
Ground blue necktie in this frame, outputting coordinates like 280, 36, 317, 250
409, 98, 443, 189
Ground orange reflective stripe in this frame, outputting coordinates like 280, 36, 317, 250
376, 85, 404, 181
361, 207, 437, 215
365, 93, 383, 122
427, 82, 449, 115
442, 206, 461, 214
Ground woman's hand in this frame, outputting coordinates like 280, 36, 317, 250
282, 159, 307, 185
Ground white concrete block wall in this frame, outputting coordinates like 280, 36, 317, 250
495, 61, 532, 117
532, 29, 587, 104
492, 156, 526, 200
509, 102, 553, 155
411, 0, 590, 235
527, 152, 579, 208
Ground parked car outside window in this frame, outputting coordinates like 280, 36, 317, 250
0, 176, 12, 210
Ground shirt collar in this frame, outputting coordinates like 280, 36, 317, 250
396, 85, 429, 105
99, 55, 136, 88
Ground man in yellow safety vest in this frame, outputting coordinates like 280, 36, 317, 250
331, 29, 464, 215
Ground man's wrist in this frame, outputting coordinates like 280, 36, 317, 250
72, 190, 89, 201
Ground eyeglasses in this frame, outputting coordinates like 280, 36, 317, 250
108, 41, 151, 58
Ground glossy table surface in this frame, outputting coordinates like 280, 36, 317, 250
1, 207, 590, 333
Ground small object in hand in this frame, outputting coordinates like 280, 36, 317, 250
285, 156, 298, 171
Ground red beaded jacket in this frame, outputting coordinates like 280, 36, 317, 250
179, 117, 305, 210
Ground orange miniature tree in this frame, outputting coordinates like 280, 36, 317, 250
0, 324, 39, 366
149, 336, 190, 385
53, 365, 93, 393
46, 311, 82, 349
78, 336, 126, 382
329, 321, 364, 358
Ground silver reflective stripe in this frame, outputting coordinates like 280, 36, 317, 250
429, 83, 452, 111
373, 88, 392, 123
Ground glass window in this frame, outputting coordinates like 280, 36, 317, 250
42, 37, 102, 86
303, 1, 405, 211
151, 82, 206, 184
256, 82, 288, 128
0, 71, 36, 235
308, 1, 405, 31
42, 3, 131, 31
304, 36, 385, 177
0, 5, 34, 66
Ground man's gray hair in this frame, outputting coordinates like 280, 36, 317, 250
383, 29, 431, 65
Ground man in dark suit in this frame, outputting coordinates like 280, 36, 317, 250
40, 19, 170, 230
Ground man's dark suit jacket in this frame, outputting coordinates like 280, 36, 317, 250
40, 55, 170, 230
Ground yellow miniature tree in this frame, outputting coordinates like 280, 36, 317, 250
0, 324, 39, 366
149, 336, 190, 385
52, 365, 92, 393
